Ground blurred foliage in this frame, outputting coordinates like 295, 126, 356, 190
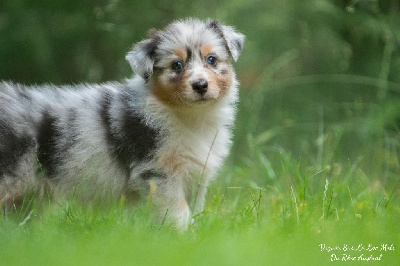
1, 3, 400, 261
1, 0, 400, 180
2, 1, 398, 83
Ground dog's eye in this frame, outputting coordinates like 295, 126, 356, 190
171, 61, 183, 71
207, 55, 217, 66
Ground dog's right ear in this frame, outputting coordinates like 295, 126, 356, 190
126, 30, 159, 80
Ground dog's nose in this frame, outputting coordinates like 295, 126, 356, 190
192, 79, 208, 94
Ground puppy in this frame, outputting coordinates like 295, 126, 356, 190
0, 18, 244, 230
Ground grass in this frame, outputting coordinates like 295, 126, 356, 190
1, 138, 399, 265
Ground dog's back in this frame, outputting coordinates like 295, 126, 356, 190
0, 81, 157, 201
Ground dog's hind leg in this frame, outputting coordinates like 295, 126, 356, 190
0, 128, 39, 213
0, 151, 39, 212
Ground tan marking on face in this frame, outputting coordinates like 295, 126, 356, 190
201, 44, 213, 58
174, 48, 187, 60
150, 69, 189, 106
216, 66, 233, 98
204, 64, 233, 99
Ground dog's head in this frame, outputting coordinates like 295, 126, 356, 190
126, 18, 245, 106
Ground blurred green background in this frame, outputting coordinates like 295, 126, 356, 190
1, 1, 400, 264
1, 0, 399, 184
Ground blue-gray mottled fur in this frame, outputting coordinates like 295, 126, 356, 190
0, 18, 244, 230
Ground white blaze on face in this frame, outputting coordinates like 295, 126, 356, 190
188, 60, 209, 84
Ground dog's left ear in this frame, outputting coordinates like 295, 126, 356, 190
208, 20, 245, 62
126, 30, 159, 79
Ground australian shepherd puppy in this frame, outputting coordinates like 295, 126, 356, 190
0, 18, 244, 230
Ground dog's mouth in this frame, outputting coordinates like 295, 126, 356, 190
193, 92, 219, 103
177, 93, 217, 107
197, 95, 213, 101
155, 91, 218, 107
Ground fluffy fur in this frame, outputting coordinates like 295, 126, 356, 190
0, 18, 244, 230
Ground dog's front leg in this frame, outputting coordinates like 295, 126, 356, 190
151, 177, 191, 231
